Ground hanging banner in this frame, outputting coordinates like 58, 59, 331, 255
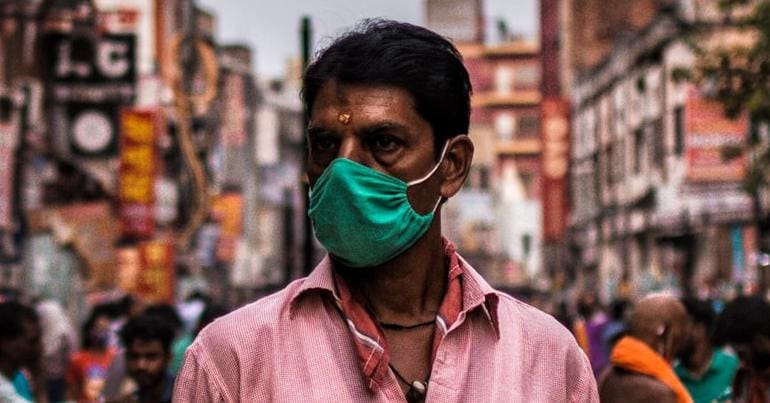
136, 239, 174, 303
119, 109, 159, 239
541, 97, 570, 242
211, 193, 244, 263
685, 88, 748, 182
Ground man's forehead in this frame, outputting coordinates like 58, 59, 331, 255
314, 81, 414, 109
129, 338, 166, 351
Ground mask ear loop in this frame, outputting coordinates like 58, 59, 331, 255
407, 141, 450, 215
407, 141, 450, 186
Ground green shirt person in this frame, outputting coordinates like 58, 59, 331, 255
676, 298, 739, 403
675, 348, 739, 403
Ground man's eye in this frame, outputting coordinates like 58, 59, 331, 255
371, 135, 400, 152
312, 137, 336, 151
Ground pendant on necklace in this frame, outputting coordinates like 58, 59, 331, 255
411, 380, 427, 395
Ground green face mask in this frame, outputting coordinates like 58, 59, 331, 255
308, 144, 447, 268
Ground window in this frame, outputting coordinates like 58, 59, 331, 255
522, 234, 532, 257
495, 113, 515, 140
634, 128, 644, 174
514, 65, 539, 89
517, 115, 539, 137
674, 106, 685, 156
606, 143, 615, 184
479, 166, 490, 190
651, 118, 664, 168
495, 66, 513, 93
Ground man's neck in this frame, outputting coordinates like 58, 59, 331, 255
138, 377, 168, 402
339, 220, 447, 325
684, 342, 713, 378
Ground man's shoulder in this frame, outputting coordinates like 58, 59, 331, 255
196, 278, 307, 344
494, 292, 574, 343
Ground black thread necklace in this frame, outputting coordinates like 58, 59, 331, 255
388, 362, 429, 402
379, 318, 436, 331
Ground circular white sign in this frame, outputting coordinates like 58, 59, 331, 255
72, 110, 113, 154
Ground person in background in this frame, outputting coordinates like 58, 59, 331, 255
0, 301, 42, 403
674, 297, 738, 403
66, 306, 117, 402
101, 303, 187, 401
601, 299, 630, 353
37, 299, 78, 403
573, 292, 610, 376
713, 296, 770, 403
107, 314, 176, 403
140, 304, 189, 376
599, 293, 693, 403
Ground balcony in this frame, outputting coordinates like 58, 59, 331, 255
472, 90, 541, 108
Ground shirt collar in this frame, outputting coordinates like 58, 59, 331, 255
288, 238, 501, 391
290, 239, 499, 328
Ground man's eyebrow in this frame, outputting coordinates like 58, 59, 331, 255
307, 126, 336, 137
358, 122, 410, 136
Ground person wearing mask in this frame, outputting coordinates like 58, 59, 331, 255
66, 307, 117, 402
175, 19, 598, 402
713, 296, 770, 403
674, 297, 738, 403
599, 293, 693, 403
107, 314, 175, 403
0, 301, 42, 403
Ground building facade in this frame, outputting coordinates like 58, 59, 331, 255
569, 4, 760, 300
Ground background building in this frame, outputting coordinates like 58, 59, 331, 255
427, 0, 544, 289
568, 2, 761, 300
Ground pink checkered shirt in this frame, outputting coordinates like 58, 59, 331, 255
174, 242, 599, 402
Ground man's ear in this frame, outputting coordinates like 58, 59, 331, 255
440, 135, 474, 199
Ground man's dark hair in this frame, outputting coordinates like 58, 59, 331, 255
0, 301, 38, 344
302, 19, 472, 156
143, 303, 182, 333
120, 314, 175, 354
713, 296, 770, 346
681, 297, 716, 332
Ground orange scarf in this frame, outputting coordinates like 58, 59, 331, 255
610, 336, 693, 403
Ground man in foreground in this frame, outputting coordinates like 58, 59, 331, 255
174, 19, 598, 402
599, 294, 693, 403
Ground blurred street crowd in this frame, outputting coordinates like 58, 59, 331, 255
0, 292, 229, 403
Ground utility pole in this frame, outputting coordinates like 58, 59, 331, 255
301, 16, 314, 276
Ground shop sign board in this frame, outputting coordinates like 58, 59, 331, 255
685, 89, 748, 182
137, 239, 174, 303
211, 193, 244, 263
119, 109, 158, 239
